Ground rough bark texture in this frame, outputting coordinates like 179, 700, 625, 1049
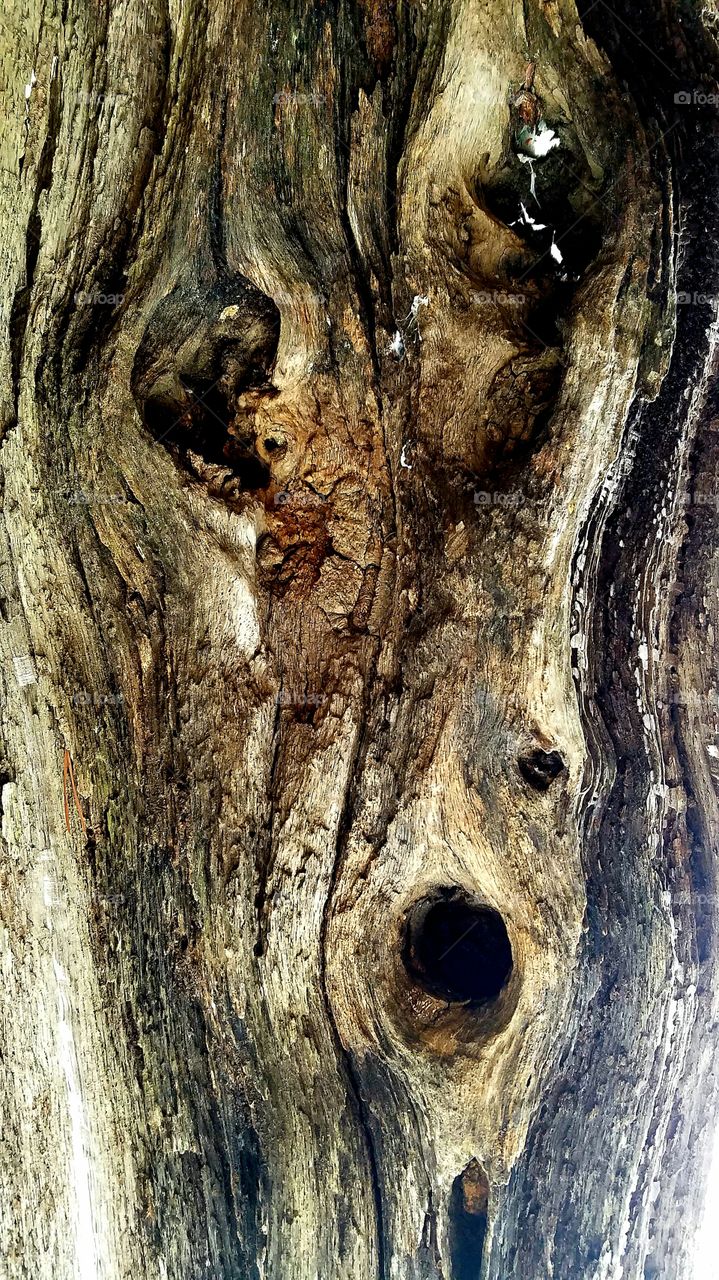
1, 1, 719, 1277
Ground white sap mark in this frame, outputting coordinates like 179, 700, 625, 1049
392, 295, 429, 350
510, 204, 567, 278
24, 69, 37, 103
520, 121, 560, 158
512, 202, 547, 232
638, 641, 649, 671
404, 294, 429, 341
53, 957, 98, 1280
400, 443, 413, 470
517, 153, 538, 202
706, 744, 719, 759
389, 330, 405, 359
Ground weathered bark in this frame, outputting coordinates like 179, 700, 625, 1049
1, 0, 719, 1277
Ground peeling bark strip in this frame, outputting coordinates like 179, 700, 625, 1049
1, 1, 719, 1278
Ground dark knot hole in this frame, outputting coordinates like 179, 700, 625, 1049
403, 890, 513, 1005
517, 747, 565, 791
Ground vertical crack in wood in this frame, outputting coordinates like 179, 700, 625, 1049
319, 714, 389, 1279
209, 90, 229, 277
449, 1160, 488, 1280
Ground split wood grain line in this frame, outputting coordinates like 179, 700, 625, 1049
63, 748, 87, 837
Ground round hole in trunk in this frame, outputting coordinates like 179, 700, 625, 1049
404, 890, 513, 1005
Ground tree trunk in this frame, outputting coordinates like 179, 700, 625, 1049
2, 1, 719, 1277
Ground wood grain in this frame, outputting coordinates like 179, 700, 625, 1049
1, 0, 718, 1277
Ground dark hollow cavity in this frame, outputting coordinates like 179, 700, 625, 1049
403, 890, 513, 1005
131, 273, 279, 496
517, 748, 566, 791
